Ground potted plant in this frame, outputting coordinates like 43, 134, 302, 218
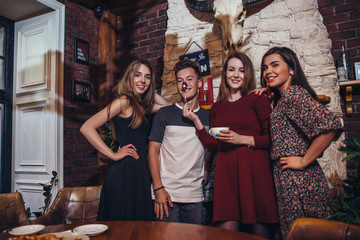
327, 137, 360, 224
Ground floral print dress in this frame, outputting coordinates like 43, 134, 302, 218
270, 85, 343, 239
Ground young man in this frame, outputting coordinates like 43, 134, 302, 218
148, 59, 210, 224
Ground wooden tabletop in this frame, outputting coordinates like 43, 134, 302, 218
1, 221, 267, 240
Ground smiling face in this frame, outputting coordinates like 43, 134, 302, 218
226, 57, 244, 93
262, 53, 294, 93
176, 67, 202, 102
133, 64, 152, 95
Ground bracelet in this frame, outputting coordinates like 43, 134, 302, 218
297, 159, 303, 171
154, 186, 164, 192
247, 136, 253, 149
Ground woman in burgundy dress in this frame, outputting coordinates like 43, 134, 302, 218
183, 52, 278, 239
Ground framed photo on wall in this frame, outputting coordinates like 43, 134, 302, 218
355, 62, 360, 80
72, 80, 91, 102
74, 38, 89, 65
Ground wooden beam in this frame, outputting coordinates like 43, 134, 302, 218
97, 11, 117, 177
98, 11, 117, 109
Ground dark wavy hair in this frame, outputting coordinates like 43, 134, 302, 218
110, 59, 155, 128
260, 47, 318, 105
217, 52, 256, 103
173, 59, 201, 80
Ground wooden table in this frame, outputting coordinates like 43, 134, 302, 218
1, 221, 266, 240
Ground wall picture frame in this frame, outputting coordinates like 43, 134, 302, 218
74, 37, 89, 65
355, 62, 360, 80
72, 80, 91, 102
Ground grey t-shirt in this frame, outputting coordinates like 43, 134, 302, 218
149, 103, 210, 202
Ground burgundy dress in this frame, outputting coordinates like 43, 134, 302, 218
197, 93, 278, 224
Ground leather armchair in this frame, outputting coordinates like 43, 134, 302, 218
32, 185, 102, 225
285, 218, 360, 240
0, 192, 29, 232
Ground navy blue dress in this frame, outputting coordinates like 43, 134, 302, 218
97, 116, 153, 221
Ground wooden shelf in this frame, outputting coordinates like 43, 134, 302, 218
317, 95, 331, 105
339, 80, 360, 116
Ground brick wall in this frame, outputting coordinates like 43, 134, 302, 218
62, 1, 167, 187
63, 0, 100, 187
116, 3, 167, 89
318, 0, 360, 139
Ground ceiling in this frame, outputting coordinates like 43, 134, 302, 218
71, 0, 274, 17
0, 0, 273, 22
0, 0, 167, 21
70, 0, 167, 16
0, 0, 53, 21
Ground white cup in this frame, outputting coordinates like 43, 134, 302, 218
209, 127, 229, 137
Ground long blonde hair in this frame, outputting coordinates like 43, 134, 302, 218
217, 52, 256, 103
110, 59, 155, 128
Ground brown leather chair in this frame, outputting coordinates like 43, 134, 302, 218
32, 185, 102, 225
0, 192, 29, 232
285, 218, 360, 240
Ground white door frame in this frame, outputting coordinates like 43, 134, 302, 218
12, 0, 64, 216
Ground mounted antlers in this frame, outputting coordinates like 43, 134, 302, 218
214, 0, 246, 58
185, 0, 271, 58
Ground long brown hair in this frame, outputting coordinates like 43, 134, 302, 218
260, 47, 318, 106
110, 59, 155, 128
216, 52, 256, 103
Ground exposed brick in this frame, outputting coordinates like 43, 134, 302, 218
132, 33, 149, 42
335, 3, 360, 14
319, 6, 335, 16
324, 23, 338, 33
157, 22, 167, 30
350, 11, 360, 20
159, 8, 167, 17
329, 30, 356, 40
318, 0, 346, 8
323, 13, 349, 24
149, 3, 167, 12
141, 11, 158, 21
139, 25, 157, 34
156, 35, 166, 43
64, 0, 99, 187
338, 20, 360, 31
140, 39, 156, 46
149, 15, 167, 25
132, 46, 149, 55
332, 40, 346, 49
133, 21, 148, 29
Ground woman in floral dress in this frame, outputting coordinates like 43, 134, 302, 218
260, 47, 343, 239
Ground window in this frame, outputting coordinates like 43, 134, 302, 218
0, 16, 14, 193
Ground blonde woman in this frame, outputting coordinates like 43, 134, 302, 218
80, 59, 167, 221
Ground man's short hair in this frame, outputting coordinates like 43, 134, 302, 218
173, 59, 201, 80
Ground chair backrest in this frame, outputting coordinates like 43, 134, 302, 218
0, 192, 29, 232
32, 185, 102, 225
285, 218, 360, 240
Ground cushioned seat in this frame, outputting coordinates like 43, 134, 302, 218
32, 185, 102, 225
0, 192, 29, 232
285, 218, 360, 240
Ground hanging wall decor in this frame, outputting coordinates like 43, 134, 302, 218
72, 80, 91, 102
179, 41, 211, 76
74, 38, 89, 65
